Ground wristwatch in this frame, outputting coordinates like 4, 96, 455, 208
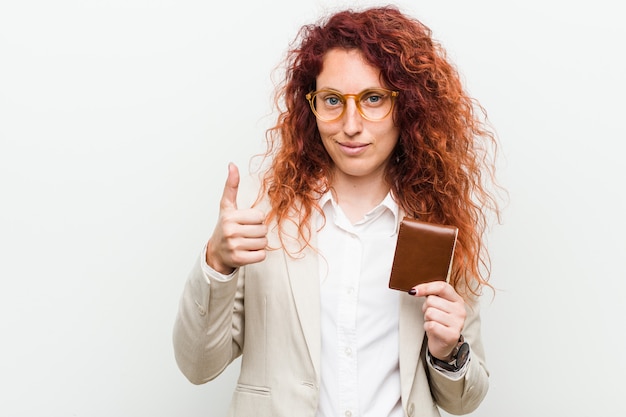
430, 335, 470, 372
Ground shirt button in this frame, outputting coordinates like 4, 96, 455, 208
347, 287, 354, 294
345, 411, 352, 417
345, 347, 352, 356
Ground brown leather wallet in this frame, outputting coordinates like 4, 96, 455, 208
388, 217, 458, 292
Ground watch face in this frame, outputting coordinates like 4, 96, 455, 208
456, 342, 470, 367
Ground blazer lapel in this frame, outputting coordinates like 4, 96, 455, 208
398, 293, 426, 403
282, 225, 322, 381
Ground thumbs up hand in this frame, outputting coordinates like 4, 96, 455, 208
206, 163, 268, 275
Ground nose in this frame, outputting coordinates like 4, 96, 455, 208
342, 97, 363, 136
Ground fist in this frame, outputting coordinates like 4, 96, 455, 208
206, 163, 268, 274
410, 281, 466, 361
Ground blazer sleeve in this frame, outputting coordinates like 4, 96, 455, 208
426, 300, 490, 414
172, 255, 245, 384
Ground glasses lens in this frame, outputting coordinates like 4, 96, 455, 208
310, 91, 344, 121
358, 89, 395, 121
308, 89, 396, 121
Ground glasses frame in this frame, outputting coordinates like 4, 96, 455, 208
305, 88, 399, 122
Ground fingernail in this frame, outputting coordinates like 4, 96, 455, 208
408, 288, 416, 296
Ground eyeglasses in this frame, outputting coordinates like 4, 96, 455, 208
305, 88, 399, 122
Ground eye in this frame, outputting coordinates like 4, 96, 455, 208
362, 91, 386, 106
323, 95, 342, 106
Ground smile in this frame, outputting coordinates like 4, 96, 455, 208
337, 141, 369, 155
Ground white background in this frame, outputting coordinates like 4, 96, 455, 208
1, 0, 624, 416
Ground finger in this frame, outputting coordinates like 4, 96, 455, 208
233, 237, 268, 252
422, 294, 453, 315
237, 223, 269, 239
225, 208, 267, 227
221, 222, 268, 246
231, 248, 267, 267
423, 304, 457, 327
424, 319, 458, 337
220, 162, 240, 211
413, 281, 460, 302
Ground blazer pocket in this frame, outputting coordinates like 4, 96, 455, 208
232, 384, 272, 416
235, 383, 271, 396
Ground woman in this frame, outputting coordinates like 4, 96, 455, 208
173, 5, 501, 417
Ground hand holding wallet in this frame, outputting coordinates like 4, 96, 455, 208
388, 217, 459, 292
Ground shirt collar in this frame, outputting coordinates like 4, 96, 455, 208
319, 190, 401, 235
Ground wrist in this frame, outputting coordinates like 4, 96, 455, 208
430, 335, 470, 372
205, 240, 235, 275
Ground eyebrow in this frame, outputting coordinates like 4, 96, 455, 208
314, 86, 386, 93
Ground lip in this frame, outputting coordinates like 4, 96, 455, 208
337, 141, 369, 156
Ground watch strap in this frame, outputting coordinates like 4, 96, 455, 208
430, 335, 470, 372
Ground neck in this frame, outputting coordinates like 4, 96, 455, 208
330, 173, 390, 224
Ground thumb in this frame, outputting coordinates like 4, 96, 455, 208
220, 162, 240, 210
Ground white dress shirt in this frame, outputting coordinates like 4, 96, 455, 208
315, 192, 403, 417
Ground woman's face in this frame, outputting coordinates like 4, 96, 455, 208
314, 48, 400, 183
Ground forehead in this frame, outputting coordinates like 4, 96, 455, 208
316, 48, 383, 92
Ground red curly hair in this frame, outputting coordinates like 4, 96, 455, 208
256, 5, 501, 298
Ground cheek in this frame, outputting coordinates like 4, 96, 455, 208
380, 126, 400, 148
316, 124, 338, 146
316, 121, 334, 138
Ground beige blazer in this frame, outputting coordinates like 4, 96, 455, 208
173, 186, 489, 417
